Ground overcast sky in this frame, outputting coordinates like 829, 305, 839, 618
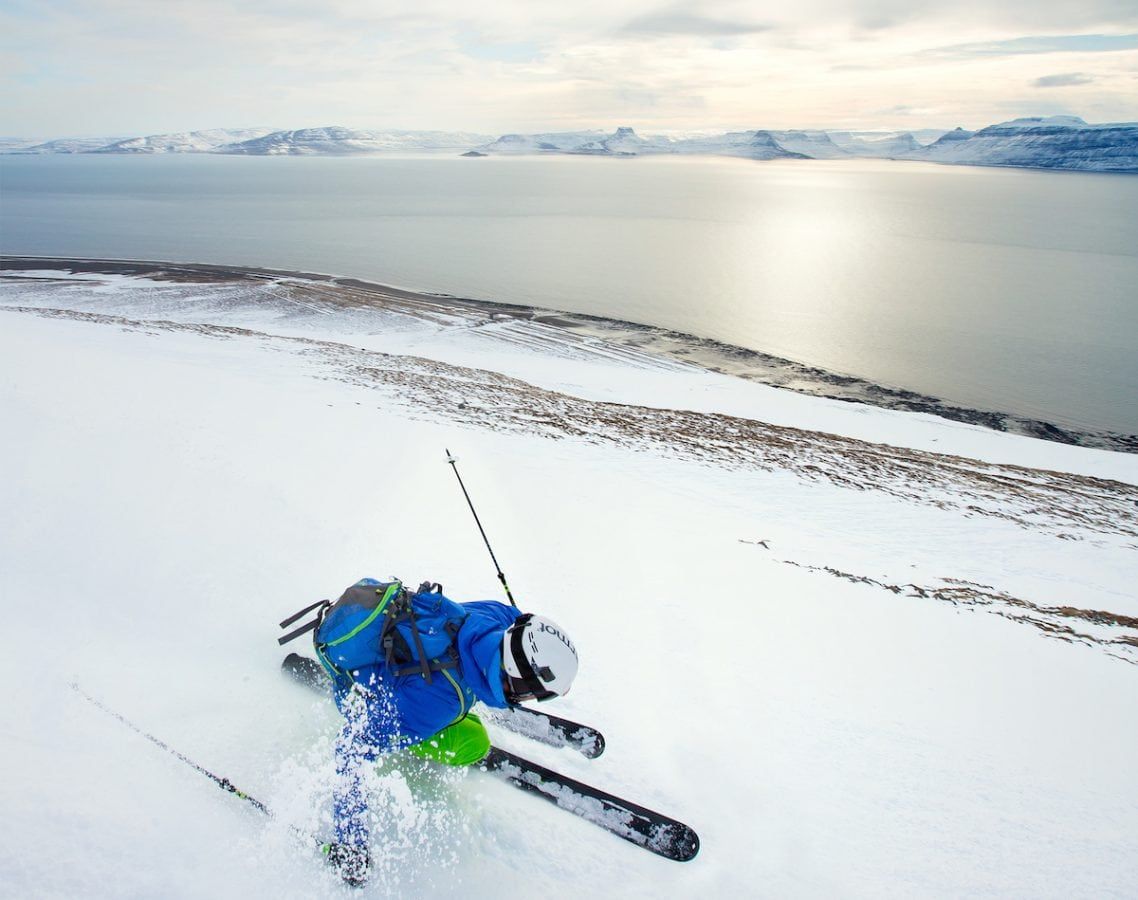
2, 0, 1137, 137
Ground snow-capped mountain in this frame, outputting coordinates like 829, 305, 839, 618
602, 125, 660, 154
726, 130, 809, 160
92, 128, 276, 153
476, 130, 612, 154
477, 127, 823, 161
581, 126, 675, 155
658, 129, 805, 160
914, 126, 975, 154
219, 127, 495, 155
478, 126, 677, 155
831, 132, 924, 158
4, 136, 129, 153
478, 127, 807, 159
768, 130, 851, 159
4, 117, 1136, 171
828, 130, 945, 154
913, 117, 1138, 172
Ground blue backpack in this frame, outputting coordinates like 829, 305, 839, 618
278, 578, 468, 686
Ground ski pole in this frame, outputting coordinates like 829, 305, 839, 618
445, 448, 517, 607
71, 683, 323, 847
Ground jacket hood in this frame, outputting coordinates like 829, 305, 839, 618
455, 600, 523, 708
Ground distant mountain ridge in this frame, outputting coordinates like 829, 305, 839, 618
221, 127, 496, 154
4, 117, 1136, 172
92, 128, 276, 153
908, 117, 1138, 172
4, 126, 495, 156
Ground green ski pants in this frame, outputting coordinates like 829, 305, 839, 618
407, 713, 491, 767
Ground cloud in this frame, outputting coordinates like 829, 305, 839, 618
458, 38, 543, 64
925, 33, 1138, 59
5, 0, 1138, 135
877, 104, 933, 116
620, 8, 774, 38
1033, 72, 1096, 87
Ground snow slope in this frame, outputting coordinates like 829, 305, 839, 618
92, 129, 277, 154
768, 131, 851, 159
4, 136, 130, 154
914, 117, 1138, 172
220, 127, 496, 155
834, 132, 923, 158
476, 130, 616, 154
8, 118, 1136, 170
1, 268, 1136, 899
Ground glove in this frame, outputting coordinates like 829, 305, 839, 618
323, 842, 371, 888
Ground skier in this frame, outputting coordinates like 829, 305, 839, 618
303, 578, 579, 886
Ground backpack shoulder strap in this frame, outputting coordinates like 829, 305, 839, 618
278, 599, 330, 646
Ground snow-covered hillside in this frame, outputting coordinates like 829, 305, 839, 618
1, 263, 1136, 898
476, 129, 637, 155
914, 116, 1138, 172
674, 129, 809, 160
477, 127, 809, 160
831, 131, 923, 157
829, 130, 944, 154
768, 130, 851, 159
4, 136, 129, 153
6, 118, 1136, 170
220, 127, 496, 155
471, 119, 1138, 170
89, 128, 274, 153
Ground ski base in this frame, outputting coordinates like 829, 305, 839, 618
282, 651, 330, 691
482, 747, 699, 862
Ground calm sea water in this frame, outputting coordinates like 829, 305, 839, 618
2, 154, 1136, 434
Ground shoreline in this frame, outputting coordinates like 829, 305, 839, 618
3, 254, 1135, 454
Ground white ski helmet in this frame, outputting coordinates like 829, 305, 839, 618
501, 614, 578, 703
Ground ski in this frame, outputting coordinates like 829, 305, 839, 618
282, 652, 604, 758
481, 704, 605, 759
281, 651, 332, 691
481, 747, 699, 862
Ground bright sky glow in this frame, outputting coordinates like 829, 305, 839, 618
2, 0, 1137, 137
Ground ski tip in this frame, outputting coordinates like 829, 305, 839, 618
582, 734, 605, 759
657, 824, 700, 862
676, 828, 700, 862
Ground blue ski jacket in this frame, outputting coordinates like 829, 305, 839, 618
332, 597, 522, 848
